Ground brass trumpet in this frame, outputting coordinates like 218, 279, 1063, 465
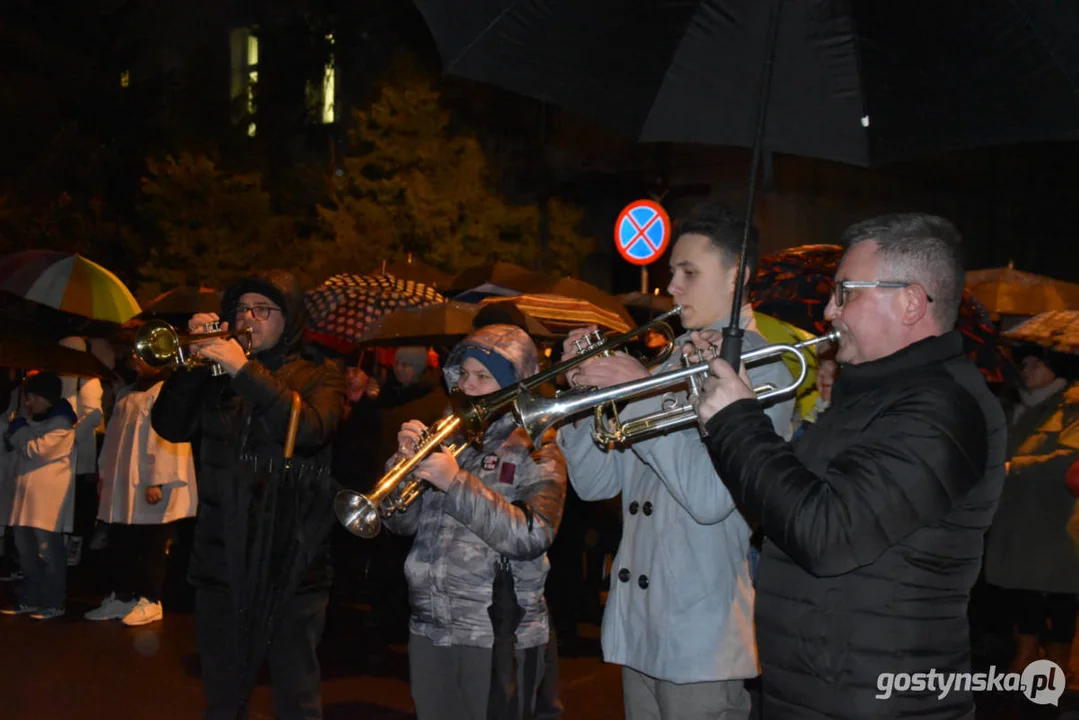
334, 415, 467, 538
515, 330, 841, 447
134, 319, 252, 377
333, 307, 683, 537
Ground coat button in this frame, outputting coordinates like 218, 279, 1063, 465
629, 501, 639, 515
618, 568, 631, 583
642, 501, 653, 516
638, 574, 649, 589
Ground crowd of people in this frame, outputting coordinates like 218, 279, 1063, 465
0, 204, 1076, 720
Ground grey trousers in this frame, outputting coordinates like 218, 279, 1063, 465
408, 633, 548, 720
622, 666, 752, 720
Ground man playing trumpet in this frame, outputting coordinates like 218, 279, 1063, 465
694, 214, 1006, 719
556, 203, 795, 719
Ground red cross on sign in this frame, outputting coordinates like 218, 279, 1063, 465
615, 200, 671, 266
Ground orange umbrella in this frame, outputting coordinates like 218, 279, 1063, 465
966, 265, 1079, 317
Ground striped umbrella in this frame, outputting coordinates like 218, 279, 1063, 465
479, 293, 631, 333
0, 251, 141, 324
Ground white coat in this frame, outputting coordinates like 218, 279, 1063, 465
98, 382, 197, 525
8, 403, 77, 533
61, 376, 104, 476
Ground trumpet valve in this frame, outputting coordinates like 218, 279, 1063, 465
573, 329, 606, 356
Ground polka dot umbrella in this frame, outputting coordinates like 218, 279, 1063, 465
750, 244, 1016, 386
0, 250, 140, 324
304, 273, 446, 353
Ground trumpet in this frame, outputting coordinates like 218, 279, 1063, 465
134, 318, 252, 377
515, 330, 841, 447
333, 307, 683, 537
334, 415, 467, 538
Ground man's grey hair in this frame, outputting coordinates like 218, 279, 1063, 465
842, 213, 965, 330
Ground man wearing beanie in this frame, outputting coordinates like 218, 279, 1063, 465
1, 371, 78, 620
152, 270, 346, 720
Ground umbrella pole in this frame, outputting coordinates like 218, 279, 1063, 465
719, 0, 783, 368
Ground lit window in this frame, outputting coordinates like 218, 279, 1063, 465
322, 33, 336, 124
229, 28, 259, 136
306, 33, 336, 125
120, 70, 130, 88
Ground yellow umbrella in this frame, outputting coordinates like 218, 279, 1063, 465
753, 311, 823, 421
0, 251, 140, 324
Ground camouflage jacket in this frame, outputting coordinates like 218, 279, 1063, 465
385, 412, 567, 649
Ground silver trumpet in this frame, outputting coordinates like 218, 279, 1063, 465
515, 330, 841, 447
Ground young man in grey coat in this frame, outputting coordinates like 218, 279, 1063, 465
557, 204, 795, 719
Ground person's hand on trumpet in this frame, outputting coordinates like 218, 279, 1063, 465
562, 324, 649, 390
683, 331, 755, 426
413, 447, 461, 493
187, 312, 248, 376
396, 419, 427, 458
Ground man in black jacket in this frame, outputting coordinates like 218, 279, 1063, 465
693, 214, 1008, 719
152, 270, 346, 720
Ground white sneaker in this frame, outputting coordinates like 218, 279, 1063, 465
84, 593, 137, 621
121, 598, 163, 627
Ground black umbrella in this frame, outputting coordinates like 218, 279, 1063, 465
413, 0, 1079, 168
487, 556, 528, 720
0, 334, 114, 379
230, 394, 341, 718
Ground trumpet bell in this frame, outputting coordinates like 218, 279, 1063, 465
134, 320, 182, 368
333, 490, 381, 539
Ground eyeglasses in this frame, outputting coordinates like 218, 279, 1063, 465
832, 280, 934, 307
235, 305, 282, 321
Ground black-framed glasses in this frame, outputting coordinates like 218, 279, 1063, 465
832, 280, 934, 307
235, 305, 281, 321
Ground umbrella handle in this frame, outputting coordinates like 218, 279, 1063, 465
283, 392, 302, 461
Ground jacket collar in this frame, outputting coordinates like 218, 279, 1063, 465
677, 304, 756, 343
832, 331, 965, 403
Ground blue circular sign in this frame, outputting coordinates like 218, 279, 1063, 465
615, 200, 671, 266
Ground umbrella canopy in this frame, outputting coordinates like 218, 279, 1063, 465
448, 261, 553, 301
966, 266, 1079, 317
0, 335, 114, 379
753, 311, 821, 421
451, 262, 634, 329
1001, 311, 1079, 354
136, 286, 223, 318
0, 251, 140, 324
750, 244, 1015, 385
383, 258, 453, 290
304, 273, 445, 350
479, 293, 631, 334
414, 0, 1079, 167
359, 301, 557, 347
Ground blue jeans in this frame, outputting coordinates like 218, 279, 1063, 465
13, 526, 67, 609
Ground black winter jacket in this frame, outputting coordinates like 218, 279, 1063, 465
151, 270, 347, 591
705, 331, 1006, 719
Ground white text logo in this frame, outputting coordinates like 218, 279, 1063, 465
875, 661, 1065, 706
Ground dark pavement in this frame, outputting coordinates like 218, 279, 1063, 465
2, 553, 1079, 719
